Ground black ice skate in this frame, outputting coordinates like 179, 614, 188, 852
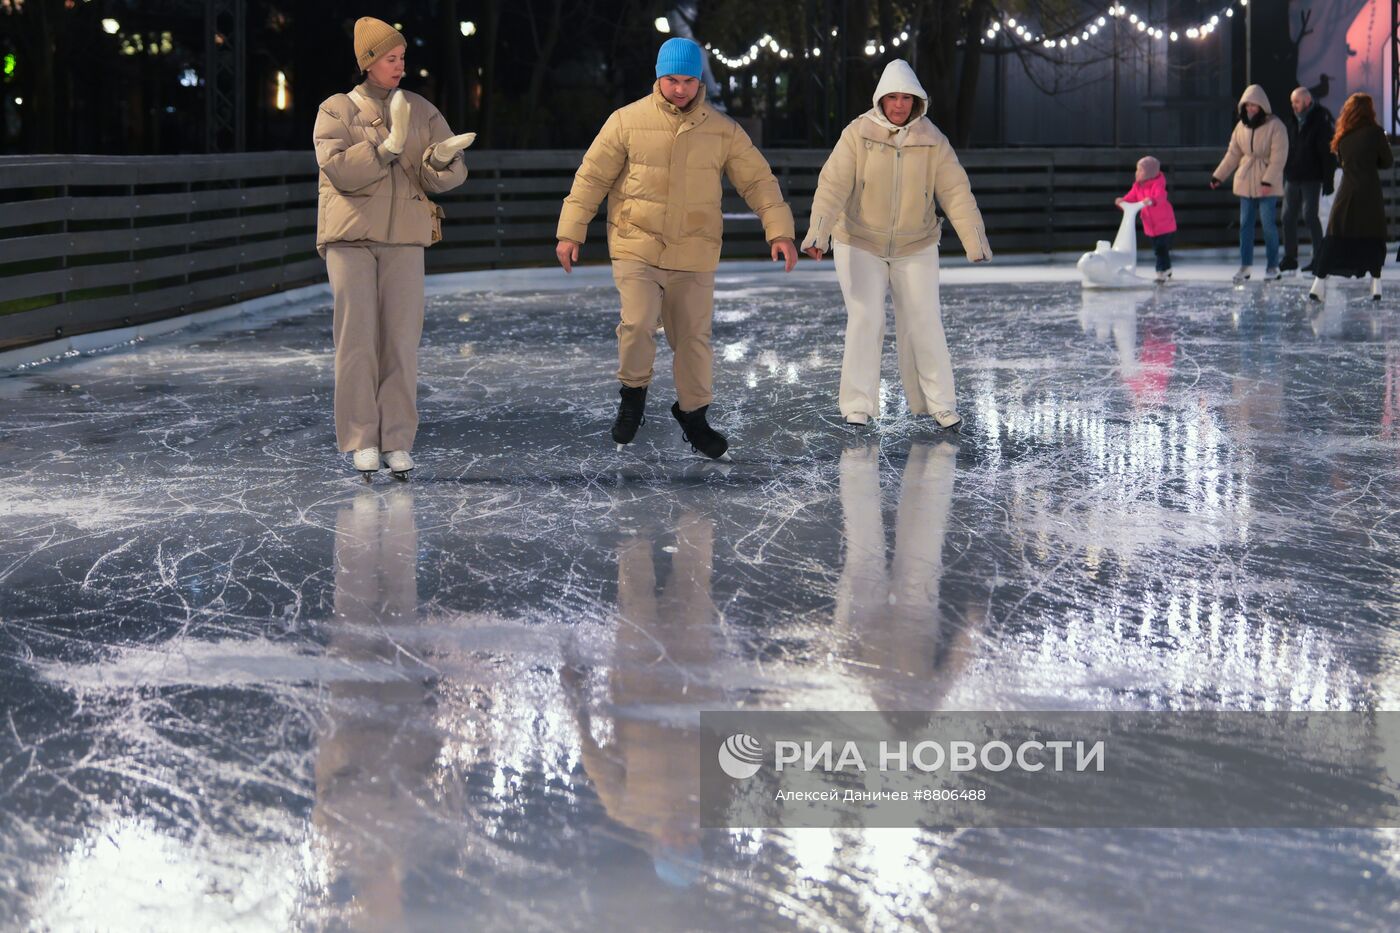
611, 385, 647, 450
671, 402, 730, 460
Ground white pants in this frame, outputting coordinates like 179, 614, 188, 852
834, 241, 955, 419
834, 442, 959, 710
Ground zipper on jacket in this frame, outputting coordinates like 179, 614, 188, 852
888, 148, 902, 257
387, 164, 398, 239
1248, 124, 1255, 193
383, 94, 398, 239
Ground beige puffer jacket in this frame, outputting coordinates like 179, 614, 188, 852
1213, 84, 1289, 198
803, 60, 990, 261
557, 83, 795, 272
313, 83, 469, 256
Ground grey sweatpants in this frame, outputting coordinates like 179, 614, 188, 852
326, 244, 426, 452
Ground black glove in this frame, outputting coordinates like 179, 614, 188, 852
1323, 180, 1335, 196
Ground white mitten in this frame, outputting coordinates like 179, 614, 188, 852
432, 132, 476, 165
380, 90, 411, 157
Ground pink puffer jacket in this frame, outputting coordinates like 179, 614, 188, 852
1121, 174, 1177, 237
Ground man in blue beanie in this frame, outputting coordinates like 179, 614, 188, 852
556, 37, 797, 460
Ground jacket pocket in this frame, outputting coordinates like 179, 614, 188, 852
923, 186, 938, 225
682, 208, 720, 242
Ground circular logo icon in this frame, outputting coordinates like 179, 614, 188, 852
717, 733, 764, 779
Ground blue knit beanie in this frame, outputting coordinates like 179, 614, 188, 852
655, 37, 704, 79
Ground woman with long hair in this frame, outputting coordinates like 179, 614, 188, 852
1309, 93, 1393, 302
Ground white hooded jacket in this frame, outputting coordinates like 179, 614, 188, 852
802, 60, 991, 261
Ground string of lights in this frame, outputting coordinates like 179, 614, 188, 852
1002, 0, 1248, 48
700, 0, 1250, 70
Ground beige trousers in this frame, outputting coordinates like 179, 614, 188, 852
327, 244, 426, 452
611, 259, 716, 411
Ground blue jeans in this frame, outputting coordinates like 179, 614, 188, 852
1150, 232, 1174, 272
1239, 197, 1280, 268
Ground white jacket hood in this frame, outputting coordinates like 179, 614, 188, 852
1237, 83, 1272, 115
867, 59, 928, 133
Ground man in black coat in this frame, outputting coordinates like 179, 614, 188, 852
1281, 86, 1336, 274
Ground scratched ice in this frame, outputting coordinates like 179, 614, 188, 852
3, 266, 1400, 930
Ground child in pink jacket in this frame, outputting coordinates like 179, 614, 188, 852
1116, 156, 1178, 283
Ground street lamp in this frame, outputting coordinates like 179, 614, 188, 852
101, 18, 119, 34
459, 21, 475, 37
654, 17, 670, 34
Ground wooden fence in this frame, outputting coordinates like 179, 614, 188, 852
3, 147, 1396, 350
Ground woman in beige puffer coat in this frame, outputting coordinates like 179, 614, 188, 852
313, 17, 473, 480
1211, 84, 1289, 283
802, 59, 991, 430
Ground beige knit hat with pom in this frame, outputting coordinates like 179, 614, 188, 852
354, 17, 406, 70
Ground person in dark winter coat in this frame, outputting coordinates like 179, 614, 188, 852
1309, 93, 1393, 302
1281, 87, 1336, 274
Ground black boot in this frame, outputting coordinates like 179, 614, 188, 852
611, 385, 647, 447
671, 402, 729, 460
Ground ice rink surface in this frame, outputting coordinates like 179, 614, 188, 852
3, 262, 1400, 930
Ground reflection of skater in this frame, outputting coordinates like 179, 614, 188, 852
1281, 87, 1335, 275
1309, 94, 1392, 304
555, 38, 797, 459
836, 443, 973, 711
801, 60, 991, 430
1078, 292, 1176, 407
562, 510, 719, 887
314, 18, 474, 481
1115, 156, 1176, 283
316, 487, 438, 928
1211, 85, 1288, 284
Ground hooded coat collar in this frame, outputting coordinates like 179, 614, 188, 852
861, 59, 940, 147
1238, 83, 1273, 126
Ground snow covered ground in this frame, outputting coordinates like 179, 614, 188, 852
2, 260, 1399, 930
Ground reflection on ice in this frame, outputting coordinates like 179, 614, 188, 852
4, 273, 1400, 929
29, 816, 308, 931
565, 509, 718, 887
836, 442, 976, 713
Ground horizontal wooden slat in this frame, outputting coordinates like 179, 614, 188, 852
1, 210, 318, 264
425, 244, 558, 268
0, 153, 315, 190
2, 236, 313, 302
0, 183, 317, 228
0, 258, 326, 348
5, 147, 1399, 353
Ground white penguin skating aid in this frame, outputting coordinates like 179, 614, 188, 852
1078, 200, 1155, 290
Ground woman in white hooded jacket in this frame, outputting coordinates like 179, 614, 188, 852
802, 60, 991, 429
